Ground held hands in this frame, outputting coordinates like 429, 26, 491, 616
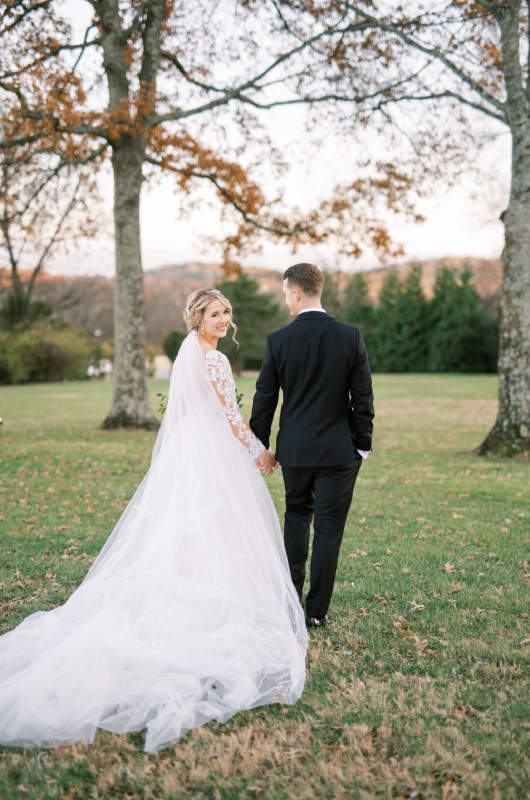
255, 449, 278, 476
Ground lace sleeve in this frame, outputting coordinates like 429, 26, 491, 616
206, 350, 266, 459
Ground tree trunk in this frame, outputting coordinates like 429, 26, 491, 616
101, 143, 158, 430
477, 136, 530, 456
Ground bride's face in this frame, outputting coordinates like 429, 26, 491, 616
202, 298, 231, 339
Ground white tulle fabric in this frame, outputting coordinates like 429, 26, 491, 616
0, 332, 307, 752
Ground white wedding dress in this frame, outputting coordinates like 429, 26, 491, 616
0, 332, 307, 752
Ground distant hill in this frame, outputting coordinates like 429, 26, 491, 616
0, 257, 501, 346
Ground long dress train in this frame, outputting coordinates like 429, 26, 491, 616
0, 332, 307, 752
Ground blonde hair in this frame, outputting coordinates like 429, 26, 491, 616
183, 288, 238, 344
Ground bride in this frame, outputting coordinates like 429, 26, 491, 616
0, 289, 307, 753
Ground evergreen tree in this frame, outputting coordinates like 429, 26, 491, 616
342, 272, 377, 340
371, 269, 402, 372
215, 274, 286, 373
163, 329, 186, 362
321, 270, 343, 319
427, 266, 485, 372
458, 312, 498, 373
393, 264, 429, 371
369, 263, 497, 374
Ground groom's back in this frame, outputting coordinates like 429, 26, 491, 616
267, 313, 370, 467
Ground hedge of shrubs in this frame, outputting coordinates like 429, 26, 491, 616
0, 321, 93, 384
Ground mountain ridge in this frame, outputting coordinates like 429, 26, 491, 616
0, 256, 501, 345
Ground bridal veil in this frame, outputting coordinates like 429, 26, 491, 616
0, 332, 307, 752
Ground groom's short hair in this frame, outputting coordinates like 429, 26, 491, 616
284, 263, 323, 296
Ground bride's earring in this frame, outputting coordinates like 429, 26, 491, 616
200, 324, 204, 334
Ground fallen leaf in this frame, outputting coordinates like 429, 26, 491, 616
412, 636, 432, 652
410, 600, 425, 612
443, 562, 456, 573
348, 549, 369, 559
442, 777, 459, 800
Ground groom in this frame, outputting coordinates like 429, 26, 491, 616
250, 263, 374, 628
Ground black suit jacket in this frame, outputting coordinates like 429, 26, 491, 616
250, 312, 374, 467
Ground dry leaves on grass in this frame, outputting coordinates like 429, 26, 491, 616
348, 549, 369, 559
394, 615, 435, 654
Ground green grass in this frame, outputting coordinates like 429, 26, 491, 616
0, 374, 529, 799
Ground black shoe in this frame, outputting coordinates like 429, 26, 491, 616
305, 614, 329, 629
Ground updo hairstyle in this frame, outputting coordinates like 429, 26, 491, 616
183, 288, 238, 344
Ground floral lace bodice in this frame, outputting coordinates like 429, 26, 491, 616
206, 350, 266, 460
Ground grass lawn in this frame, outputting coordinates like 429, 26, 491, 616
0, 374, 529, 799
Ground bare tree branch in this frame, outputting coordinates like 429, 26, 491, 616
494, 0, 528, 125
157, 20, 363, 111
337, 1, 507, 117
0, 38, 100, 82
0, 1, 53, 35
526, 0, 530, 98
138, 0, 165, 97
26, 175, 84, 300
373, 90, 506, 124
145, 155, 304, 239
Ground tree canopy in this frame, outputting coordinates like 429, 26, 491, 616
1, 1, 526, 453
0, 0, 423, 428
264, 0, 529, 454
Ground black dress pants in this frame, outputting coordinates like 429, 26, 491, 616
282, 457, 362, 620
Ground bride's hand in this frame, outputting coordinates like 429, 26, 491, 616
256, 450, 274, 476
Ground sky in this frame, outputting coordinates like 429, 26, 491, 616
54, 132, 509, 279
